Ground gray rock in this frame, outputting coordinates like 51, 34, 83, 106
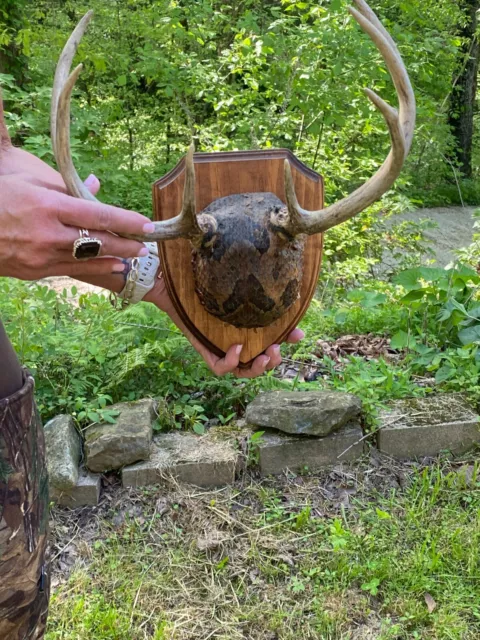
246, 391, 362, 437
85, 399, 155, 473
377, 206, 476, 275
51, 469, 101, 508
44, 415, 81, 490
378, 393, 480, 459
257, 421, 364, 476
122, 431, 237, 488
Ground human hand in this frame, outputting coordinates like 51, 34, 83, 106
145, 278, 305, 378
0, 146, 305, 379
0, 147, 155, 280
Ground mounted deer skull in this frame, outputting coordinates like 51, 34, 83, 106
52, 0, 415, 329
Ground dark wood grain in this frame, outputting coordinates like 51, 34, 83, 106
153, 149, 323, 366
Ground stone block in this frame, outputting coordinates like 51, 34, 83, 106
85, 399, 155, 472
257, 421, 364, 476
246, 390, 362, 437
377, 394, 480, 459
51, 470, 101, 508
122, 431, 238, 488
44, 414, 81, 490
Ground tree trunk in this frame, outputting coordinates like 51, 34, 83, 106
447, 0, 480, 178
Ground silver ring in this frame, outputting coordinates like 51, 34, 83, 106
72, 229, 103, 261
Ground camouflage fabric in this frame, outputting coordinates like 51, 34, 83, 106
0, 373, 50, 639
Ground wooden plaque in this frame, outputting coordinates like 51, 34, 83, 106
153, 149, 323, 366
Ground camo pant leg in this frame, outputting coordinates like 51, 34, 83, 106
0, 373, 50, 639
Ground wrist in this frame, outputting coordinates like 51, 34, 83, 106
143, 274, 171, 313
115, 242, 159, 307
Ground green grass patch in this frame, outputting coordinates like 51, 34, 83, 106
46, 459, 480, 639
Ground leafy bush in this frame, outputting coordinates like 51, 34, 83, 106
0, 279, 285, 428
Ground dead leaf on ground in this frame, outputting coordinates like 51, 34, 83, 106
424, 592, 437, 613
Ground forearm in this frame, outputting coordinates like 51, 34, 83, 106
75, 271, 127, 295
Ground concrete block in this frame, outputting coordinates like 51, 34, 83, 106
258, 421, 364, 476
378, 394, 480, 459
122, 431, 238, 489
51, 469, 101, 508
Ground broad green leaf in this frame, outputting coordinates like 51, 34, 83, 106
393, 268, 424, 290
400, 290, 425, 304
390, 330, 414, 350
435, 365, 454, 383
458, 325, 480, 345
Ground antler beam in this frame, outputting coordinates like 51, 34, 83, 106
278, 0, 416, 237
51, 12, 206, 242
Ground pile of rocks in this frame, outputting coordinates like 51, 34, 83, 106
45, 390, 480, 508
45, 398, 238, 508
245, 390, 364, 475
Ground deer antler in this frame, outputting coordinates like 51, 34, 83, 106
279, 0, 416, 237
51, 11, 207, 242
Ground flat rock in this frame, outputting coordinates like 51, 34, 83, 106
258, 421, 364, 476
51, 469, 101, 508
122, 431, 238, 488
44, 415, 81, 491
378, 394, 480, 459
246, 391, 362, 437
85, 399, 155, 473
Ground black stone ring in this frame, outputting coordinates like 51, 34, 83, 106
72, 229, 103, 261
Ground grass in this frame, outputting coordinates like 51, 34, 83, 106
46, 455, 480, 640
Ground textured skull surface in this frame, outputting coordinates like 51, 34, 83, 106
192, 193, 306, 328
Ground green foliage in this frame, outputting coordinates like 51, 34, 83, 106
0, 278, 284, 428
0, 0, 475, 216
2, 0, 480, 431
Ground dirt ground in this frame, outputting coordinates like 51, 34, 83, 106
39, 276, 105, 298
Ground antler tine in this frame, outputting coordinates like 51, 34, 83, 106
351, 0, 415, 152
51, 10, 93, 160
280, 0, 415, 237
52, 12, 205, 242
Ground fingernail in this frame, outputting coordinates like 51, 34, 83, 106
263, 357, 271, 367
297, 329, 305, 339
84, 173, 96, 187
112, 263, 125, 273
143, 222, 155, 234
272, 344, 280, 357
235, 345, 243, 355
138, 247, 149, 257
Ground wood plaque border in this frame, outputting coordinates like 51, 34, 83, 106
153, 149, 323, 367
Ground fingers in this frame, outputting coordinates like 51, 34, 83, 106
84, 174, 100, 195
205, 332, 306, 379
286, 328, 305, 343
208, 344, 244, 377
61, 227, 147, 260
264, 344, 282, 370
44, 258, 124, 278
237, 353, 271, 378
54, 191, 155, 237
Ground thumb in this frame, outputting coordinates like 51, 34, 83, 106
84, 173, 101, 195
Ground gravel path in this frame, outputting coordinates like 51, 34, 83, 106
389, 205, 477, 267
